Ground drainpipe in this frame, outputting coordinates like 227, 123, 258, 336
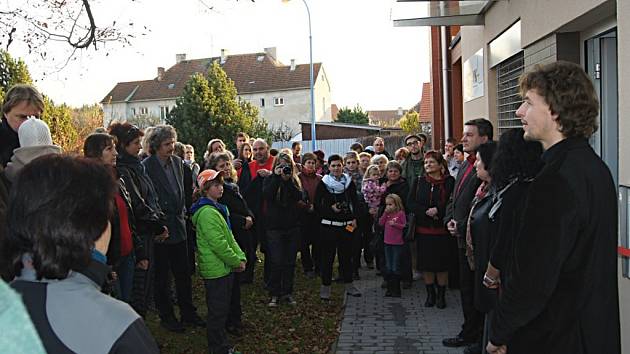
441, 26, 451, 141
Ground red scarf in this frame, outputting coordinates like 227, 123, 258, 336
425, 173, 448, 206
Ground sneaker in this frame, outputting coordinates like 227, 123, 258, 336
412, 270, 422, 281
345, 283, 362, 297
228, 347, 242, 354
268, 296, 279, 307
283, 295, 297, 306
320, 285, 331, 300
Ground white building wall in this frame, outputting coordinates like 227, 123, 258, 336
102, 99, 177, 126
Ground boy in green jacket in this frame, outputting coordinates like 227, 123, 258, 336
191, 169, 246, 354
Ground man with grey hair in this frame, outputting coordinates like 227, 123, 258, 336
1, 84, 45, 167
142, 125, 204, 333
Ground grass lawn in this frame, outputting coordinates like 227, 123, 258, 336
145, 254, 345, 354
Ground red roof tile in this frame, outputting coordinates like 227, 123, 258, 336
101, 52, 322, 103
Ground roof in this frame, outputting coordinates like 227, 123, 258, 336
299, 121, 382, 131
101, 52, 322, 104
367, 109, 407, 123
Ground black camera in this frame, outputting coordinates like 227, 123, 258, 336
281, 165, 292, 175
335, 201, 350, 213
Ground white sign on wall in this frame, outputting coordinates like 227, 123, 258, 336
464, 48, 484, 102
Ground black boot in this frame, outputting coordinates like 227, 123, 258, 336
436, 285, 446, 309
424, 284, 436, 307
384, 274, 392, 297
391, 275, 401, 298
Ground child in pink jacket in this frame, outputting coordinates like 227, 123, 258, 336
378, 193, 407, 297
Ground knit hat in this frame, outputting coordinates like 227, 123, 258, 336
18, 118, 53, 147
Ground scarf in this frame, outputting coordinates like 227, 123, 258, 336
322, 173, 351, 194
424, 173, 448, 206
191, 196, 232, 230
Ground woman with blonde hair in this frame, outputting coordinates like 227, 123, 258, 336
262, 152, 304, 306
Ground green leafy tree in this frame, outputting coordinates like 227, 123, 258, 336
0, 50, 33, 102
399, 110, 421, 134
41, 97, 78, 152
336, 104, 369, 125
167, 61, 271, 159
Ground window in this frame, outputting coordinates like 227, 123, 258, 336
160, 106, 170, 120
260, 98, 265, 107
496, 52, 524, 135
139, 107, 149, 115
274, 97, 284, 106
131, 108, 136, 116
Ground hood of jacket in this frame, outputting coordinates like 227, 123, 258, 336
5, 145, 63, 181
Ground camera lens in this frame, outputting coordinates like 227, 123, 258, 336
282, 165, 292, 175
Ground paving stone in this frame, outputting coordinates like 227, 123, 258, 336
335, 268, 464, 354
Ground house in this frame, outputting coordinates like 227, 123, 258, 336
100, 47, 332, 136
366, 81, 433, 129
367, 108, 407, 127
394, 0, 630, 348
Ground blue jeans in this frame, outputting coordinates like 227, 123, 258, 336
384, 244, 403, 276
113, 253, 136, 303
266, 228, 299, 297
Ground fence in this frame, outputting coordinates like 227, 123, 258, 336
272, 138, 358, 156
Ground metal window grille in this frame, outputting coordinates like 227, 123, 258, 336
497, 52, 525, 135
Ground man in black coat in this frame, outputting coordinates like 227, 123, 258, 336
1, 84, 44, 167
442, 118, 493, 354
142, 125, 204, 333
486, 62, 620, 354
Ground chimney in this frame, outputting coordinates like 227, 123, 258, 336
220, 49, 228, 64
290, 59, 296, 71
264, 47, 277, 60
157, 67, 165, 81
175, 53, 186, 64
397, 107, 403, 116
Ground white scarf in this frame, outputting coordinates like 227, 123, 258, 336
322, 173, 351, 194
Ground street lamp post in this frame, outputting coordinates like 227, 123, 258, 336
284, 0, 316, 151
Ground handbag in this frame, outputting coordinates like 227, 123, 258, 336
403, 212, 416, 242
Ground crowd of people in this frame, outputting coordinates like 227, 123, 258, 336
0, 60, 621, 354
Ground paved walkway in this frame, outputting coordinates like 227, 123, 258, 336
335, 269, 464, 354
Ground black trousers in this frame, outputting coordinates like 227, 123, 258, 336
400, 243, 413, 283
360, 212, 374, 265
130, 234, 154, 317
204, 274, 233, 354
320, 224, 353, 286
235, 229, 254, 284
154, 241, 196, 320
457, 247, 484, 341
226, 272, 242, 328
300, 218, 321, 274
266, 228, 299, 296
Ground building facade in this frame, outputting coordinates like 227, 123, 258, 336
101, 47, 332, 136
395, 0, 629, 350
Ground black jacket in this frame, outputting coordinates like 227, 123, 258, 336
219, 182, 255, 239
408, 175, 455, 230
468, 187, 497, 313
314, 179, 358, 223
378, 177, 409, 215
142, 155, 187, 244
116, 153, 165, 238
489, 138, 620, 353
0, 118, 18, 167
444, 159, 482, 248
263, 174, 303, 230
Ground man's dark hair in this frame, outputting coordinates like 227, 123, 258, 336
519, 61, 599, 139
454, 144, 464, 154
236, 132, 250, 140
269, 148, 279, 157
491, 128, 544, 189
291, 142, 301, 150
447, 137, 457, 144
5, 155, 116, 280
477, 141, 498, 171
465, 118, 494, 141
328, 154, 343, 165
108, 122, 144, 153
302, 152, 317, 163
83, 133, 115, 159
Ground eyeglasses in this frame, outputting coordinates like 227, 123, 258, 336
406, 141, 419, 146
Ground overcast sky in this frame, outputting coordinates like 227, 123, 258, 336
19, 0, 431, 111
